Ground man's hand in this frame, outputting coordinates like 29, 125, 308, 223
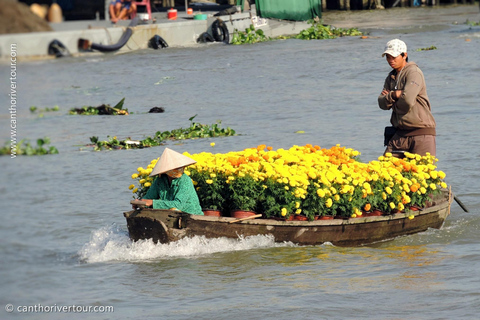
392, 90, 402, 100
381, 89, 402, 100
142, 199, 153, 207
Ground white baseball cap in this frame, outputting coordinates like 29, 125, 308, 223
382, 39, 407, 57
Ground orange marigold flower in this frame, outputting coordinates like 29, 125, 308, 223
410, 183, 419, 193
364, 203, 371, 212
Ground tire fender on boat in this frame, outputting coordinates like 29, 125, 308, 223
211, 18, 230, 44
148, 35, 169, 49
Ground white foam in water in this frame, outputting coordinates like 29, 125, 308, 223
78, 224, 292, 264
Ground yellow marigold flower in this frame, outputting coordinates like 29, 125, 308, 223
295, 209, 302, 214
210, 173, 216, 178
385, 187, 392, 195
137, 167, 144, 173
285, 186, 289, 190
408, 215, 414, 220
316, 189, 325, 198
139, 179, 146, 184
429, 183, 437, 190
131, 174, 139, 179
430, 171, 438, 179
326, 198, 333, 208
210, 142, 215, 147
128, 184, 135, 190
281, 208, 287, 216
334, 194, 340, 201
382, 192, 387, 200
132, 188, 138, 193
438, 171, 446, 179
192, 180, 198, 186
389, 202, 395, 209
144, 182, 151, 187
295, 201, 300, 209
440, 182, 447, 189
398, 203, 404, 211
351, 213, 357, 218
206, 179, 213, 184
420, 187, 427, 194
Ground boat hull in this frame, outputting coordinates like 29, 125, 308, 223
124, 192, 451, 246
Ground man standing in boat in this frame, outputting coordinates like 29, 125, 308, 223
378, 39, 436, 157
132, 148, 204, 215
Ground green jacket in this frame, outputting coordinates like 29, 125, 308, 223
143, 174, 203, 215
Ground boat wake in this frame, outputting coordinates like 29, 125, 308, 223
78, 224, 293, 264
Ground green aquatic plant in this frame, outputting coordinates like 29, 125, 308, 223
231, 25, 270, 45
416, 46, 437, 51
0, 137, 59, 156
296, 22, 362, 40
89, 115, 236, 151
69, 98, 128, 115
29, 105, 60, 113
466, 19, 480, 26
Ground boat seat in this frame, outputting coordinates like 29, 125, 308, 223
130, 0, 152, 20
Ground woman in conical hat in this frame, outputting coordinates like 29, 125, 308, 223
136, 148, 203, 215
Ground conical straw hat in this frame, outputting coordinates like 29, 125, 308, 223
149, 148, 196, 177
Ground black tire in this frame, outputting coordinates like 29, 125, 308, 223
148, 35, 169, 49
48, 40, 70, 58
199, 32, 215, 43
211, 19, 230, 44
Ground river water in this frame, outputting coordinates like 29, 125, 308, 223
1, 8, 480, 319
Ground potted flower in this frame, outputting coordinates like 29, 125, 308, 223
188, 169, 227, 216
258, 178, 297, 220
226, 174, 262, 218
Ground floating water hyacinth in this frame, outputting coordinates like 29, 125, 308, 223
129, 144, 447, 220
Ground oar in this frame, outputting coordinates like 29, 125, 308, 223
453, 195, 469, 212
229, 214, 262, 224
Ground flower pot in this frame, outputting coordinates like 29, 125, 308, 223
293, 215, 308, 221
230, 210, 257, 219
203, 209, 222, 217
365, 210, 383, 217
316, 215, 334, 220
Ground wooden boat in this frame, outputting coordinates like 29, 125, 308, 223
124, 190, 452, 247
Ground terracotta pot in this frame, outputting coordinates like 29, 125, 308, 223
365, 210, 383, 217
316, 215, 334, 220
409, 206, 421, 211
230, 210, 257, 219
203, 209, 222, 217
293, 215, 308, 221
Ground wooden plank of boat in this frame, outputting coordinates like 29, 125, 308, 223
123, 191, 452, 247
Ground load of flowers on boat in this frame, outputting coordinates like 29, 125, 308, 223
128, 144, 447, 221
